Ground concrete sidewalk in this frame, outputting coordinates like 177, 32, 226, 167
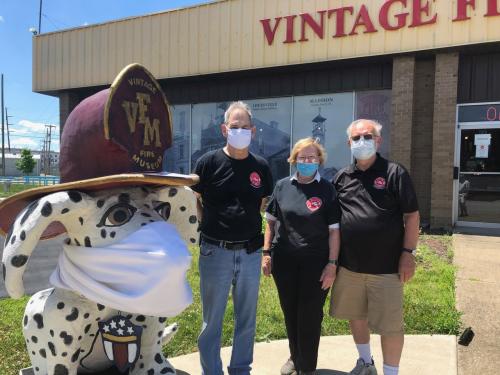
454, 233, 500, 375
170, 335, 457, 375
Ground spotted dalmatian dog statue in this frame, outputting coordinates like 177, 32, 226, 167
2, 186, 198, 375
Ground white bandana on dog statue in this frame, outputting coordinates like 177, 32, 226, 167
50, 221, 192, 317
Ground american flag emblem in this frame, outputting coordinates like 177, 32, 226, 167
98, 315, 143, 373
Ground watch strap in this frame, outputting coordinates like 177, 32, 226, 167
402, 248, 416, 256
328, 259, 339, 266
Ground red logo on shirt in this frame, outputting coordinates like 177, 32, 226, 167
249, 172, 262, 188
306, 197, 322, 212
374, 177, 386, 190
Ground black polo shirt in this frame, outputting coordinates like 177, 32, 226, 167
266, 174, 341, 258
333, 154, 419, 274
192, 149, 273, 241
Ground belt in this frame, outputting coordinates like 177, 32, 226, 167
200, 233, 250, 250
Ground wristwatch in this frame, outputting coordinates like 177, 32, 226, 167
402, 248, 416, 256
327, 259, 339, 266
262, 250, 272, 256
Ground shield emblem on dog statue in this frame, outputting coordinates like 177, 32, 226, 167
99, 315, 143, 373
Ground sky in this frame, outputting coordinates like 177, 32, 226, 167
0, 0, 204, 152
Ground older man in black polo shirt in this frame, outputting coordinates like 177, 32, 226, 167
330, 119, 420, 375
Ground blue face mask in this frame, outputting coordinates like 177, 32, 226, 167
296, 162, 319, 177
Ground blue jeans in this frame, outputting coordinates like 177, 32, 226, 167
198, 240, 261, 375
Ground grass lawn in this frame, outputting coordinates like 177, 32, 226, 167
0, 184, 38, 198
0, 234, 460, 374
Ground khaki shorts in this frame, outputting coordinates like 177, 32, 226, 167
330, 267, 404, 336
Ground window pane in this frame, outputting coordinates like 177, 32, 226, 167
164, 104, 191, 174
292, 93, 354, 180
247, 98, 292, 182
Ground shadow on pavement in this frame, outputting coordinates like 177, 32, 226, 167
175, 369, 348, 375
317, 369, 349, 375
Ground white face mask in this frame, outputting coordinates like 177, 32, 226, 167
351, 138, 376, 160
226, 127, 252, 149
50, 221, 192, 317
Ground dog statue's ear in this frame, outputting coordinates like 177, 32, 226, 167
2, 191, 90, 298
155, 187, 199, 246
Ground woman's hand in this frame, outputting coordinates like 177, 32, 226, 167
320, 264, 337, 290
262, 254, 272, 276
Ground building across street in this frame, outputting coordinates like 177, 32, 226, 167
31, 0, 500, 229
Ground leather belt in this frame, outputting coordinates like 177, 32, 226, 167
200, 233, 250, 250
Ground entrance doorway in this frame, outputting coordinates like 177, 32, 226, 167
455, 104, 500, 227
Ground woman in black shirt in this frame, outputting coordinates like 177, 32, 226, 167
262, 137, 341, 375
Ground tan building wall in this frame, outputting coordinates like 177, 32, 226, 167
33, 0, 500, 92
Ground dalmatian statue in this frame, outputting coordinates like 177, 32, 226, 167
2, 185, 198, 375
0, 64, 201, 375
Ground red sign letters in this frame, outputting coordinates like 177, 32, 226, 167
260, 0, 500, 45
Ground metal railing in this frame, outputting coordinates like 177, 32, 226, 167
0, 176, 60, 192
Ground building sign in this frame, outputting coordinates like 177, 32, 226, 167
261, 0, 500, 45
458, 104, 500, 123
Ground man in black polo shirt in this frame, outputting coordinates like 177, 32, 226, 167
192, 101, 273, 375
330, 119, 420, 375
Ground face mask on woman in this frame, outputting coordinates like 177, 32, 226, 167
296, 162, 319, 177
226, 127, 252, 149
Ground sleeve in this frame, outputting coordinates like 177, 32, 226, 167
263, 162, 274, 197
326, 186, 341, 228
396, 166, 419, 213
190, 156, 206, 194
265, 183, 280, 222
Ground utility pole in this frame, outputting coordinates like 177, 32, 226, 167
38, 0, 43, 34
46, 124, 55, 175
6, 107, 12, 151
1, 73, 5, 176
41, 138, 47, 175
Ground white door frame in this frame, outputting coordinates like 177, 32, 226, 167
454, 103, 500, 228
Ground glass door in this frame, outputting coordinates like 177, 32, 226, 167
457, 126, 500, 225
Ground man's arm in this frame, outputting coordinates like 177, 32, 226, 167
260, 196, 270, 212
399, 210, 420, 283
262, 218, 275, 277
194, 192, 203, 222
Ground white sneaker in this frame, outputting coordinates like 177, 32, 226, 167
349, 358, 378, 375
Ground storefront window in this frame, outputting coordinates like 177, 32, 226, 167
292, 93, 354, 181
246, 97, 292, 182
168, 90, 392, 181
164, 104, 191, 174
191, 102, 228, 170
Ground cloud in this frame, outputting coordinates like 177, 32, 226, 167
17, 119, 58, 133
11, 137, 38, 150
0, 16, 4, 23
9, 120, 60, 151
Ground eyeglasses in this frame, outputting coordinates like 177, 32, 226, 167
297, 156, 319, 163
351, 134, 375, 141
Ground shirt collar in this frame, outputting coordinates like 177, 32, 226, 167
290, 170, 321, 183
348, 153, 386, 174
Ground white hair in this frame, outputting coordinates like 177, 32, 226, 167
224, 101, 253, 123
346, 119, 383, 138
